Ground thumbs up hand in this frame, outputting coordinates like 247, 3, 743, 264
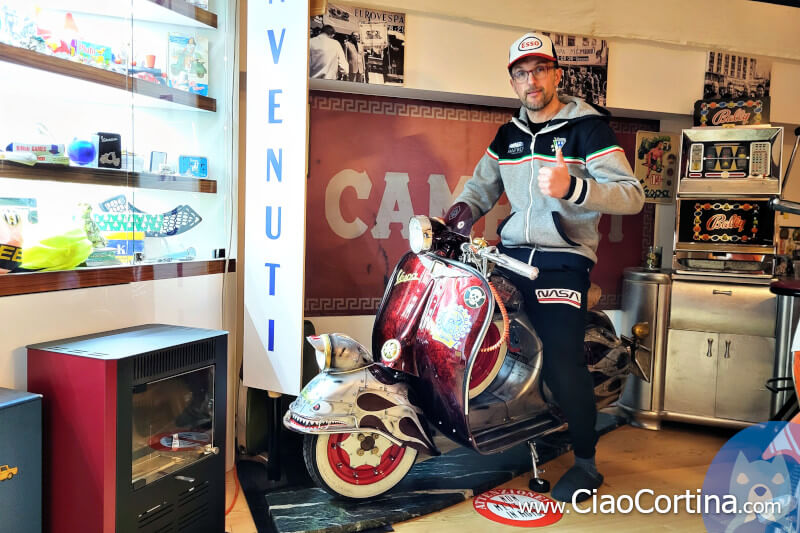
537, 149, 571, 198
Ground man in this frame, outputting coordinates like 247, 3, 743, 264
309, 25, 348, 80
344, 32, 365, 82
453, 32, 644, 503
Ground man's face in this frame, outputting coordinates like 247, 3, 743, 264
509, 57, 561, 112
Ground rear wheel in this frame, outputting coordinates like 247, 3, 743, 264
303, 432, 417, 499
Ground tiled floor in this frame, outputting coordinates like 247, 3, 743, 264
224, 422, 733, 533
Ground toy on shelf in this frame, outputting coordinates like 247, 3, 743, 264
0, 209, 23, 274
19, 228, 92, 272
97, 132, 121, 169
4, 143, 68, 165
167, 33, 209, 96
98, 195, 203, 237
178, 155, 208, 178
67, 138, 97, 167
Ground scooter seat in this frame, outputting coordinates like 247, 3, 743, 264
771, 279, 800, 297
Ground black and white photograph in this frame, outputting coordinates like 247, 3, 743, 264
541, 31, 609, 106
703, 50, 772, 100
309, 3, 405, 85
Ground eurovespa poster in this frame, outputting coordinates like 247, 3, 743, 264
310, 3, 405, 85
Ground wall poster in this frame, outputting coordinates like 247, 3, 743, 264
634, 131, 679, 204
703, 50, 772, 101
540, 31, 609, 106
304, 91, 656, 315
310, 3, 405, 85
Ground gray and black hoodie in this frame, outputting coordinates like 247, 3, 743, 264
456, 95, 644, 264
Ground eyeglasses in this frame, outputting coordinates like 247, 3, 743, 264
511, 64, 555, 84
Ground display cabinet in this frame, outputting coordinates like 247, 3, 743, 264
0, 0, 237, 296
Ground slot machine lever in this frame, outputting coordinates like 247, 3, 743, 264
771, 198, 800, 216
780, 126, 800, 192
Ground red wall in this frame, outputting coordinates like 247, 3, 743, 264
305, 91, 655, 315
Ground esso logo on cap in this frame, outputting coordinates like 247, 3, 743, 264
518, 37, 542, 51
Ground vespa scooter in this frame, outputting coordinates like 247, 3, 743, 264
284, 203, 650, 499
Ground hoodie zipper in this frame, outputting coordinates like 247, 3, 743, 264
526, 132, 538, 244
521, 119, 567, 245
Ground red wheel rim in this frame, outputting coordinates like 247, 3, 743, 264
469, 323, 502, 393
326, 432, 407, 485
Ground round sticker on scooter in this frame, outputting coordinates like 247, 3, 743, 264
473, 488, 563, 527
463, 286, 487, 309
381, 339, 401, 362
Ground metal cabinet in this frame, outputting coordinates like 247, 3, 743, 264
715, 333, 775, 422
664, 329, 774, 423
664, 329, 717, 417
617, 268, 671, 430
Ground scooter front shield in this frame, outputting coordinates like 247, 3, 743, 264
375, 253, 493, 449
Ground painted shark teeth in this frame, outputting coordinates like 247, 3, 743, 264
289, 413, 346, 429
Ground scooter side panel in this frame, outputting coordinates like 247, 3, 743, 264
413, 260, 492, 447
372, 253, 434, 375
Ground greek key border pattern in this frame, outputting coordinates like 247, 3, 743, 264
305, 297, 382, 315
310, 95, 510, 124
596, 294, 620, 309
641, 203, 656, 265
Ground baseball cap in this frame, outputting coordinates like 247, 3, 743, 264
508, 32, 559, 70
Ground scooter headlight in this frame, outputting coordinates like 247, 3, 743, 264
408, 215, 433, 254
308, 334, 333, 371
306, 333, 372, 372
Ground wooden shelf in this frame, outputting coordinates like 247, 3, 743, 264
0, 161, 217, 193
0, 259, 235, 297
144, 0, 218, 28
0, 43, 216, 112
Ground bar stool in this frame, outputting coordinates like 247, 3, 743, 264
768, 279, 800, 422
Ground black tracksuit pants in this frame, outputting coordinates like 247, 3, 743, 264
499, 244, 598, 459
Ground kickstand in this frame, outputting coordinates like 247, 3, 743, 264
528, 440, 550, 493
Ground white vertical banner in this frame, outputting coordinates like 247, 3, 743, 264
244, 0, 309, 394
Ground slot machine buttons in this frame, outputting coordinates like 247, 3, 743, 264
749, 142, 771, 177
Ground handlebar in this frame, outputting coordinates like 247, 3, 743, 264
771, 198, 800, 216
460, 243, 539, 280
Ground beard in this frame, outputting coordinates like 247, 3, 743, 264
521, 88, 554, 112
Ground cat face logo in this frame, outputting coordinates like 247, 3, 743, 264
702, 421, 800, 532
730, 452, 792, 523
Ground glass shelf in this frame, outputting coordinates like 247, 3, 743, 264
0, 161, 217, 193
0, 43, 216, 112
0, 259, 234, 297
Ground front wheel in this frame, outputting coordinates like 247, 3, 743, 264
303, 432, 417, 499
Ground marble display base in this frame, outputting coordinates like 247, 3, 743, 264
260, 412, 625, 533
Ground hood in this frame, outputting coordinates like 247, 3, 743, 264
516, 94, 611, 127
